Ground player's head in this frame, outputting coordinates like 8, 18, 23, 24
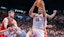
8, 10, 15, 18
38, 7, 43, 14
7, 23, 14, 28
7, 23, 14, 32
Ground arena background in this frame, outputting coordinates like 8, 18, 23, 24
0, 0, 64, 37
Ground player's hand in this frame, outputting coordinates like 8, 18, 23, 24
8, 27, 13, 32
34, 0, 37, 5
53, 10, 57, 16
53, 10, 57, 13
40, 0, 44, 4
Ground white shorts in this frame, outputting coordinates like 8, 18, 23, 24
33, 28, 44, 37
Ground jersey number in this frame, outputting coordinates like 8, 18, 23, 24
36, 18, 39, 22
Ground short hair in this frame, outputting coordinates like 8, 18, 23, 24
8, 10, 14, 13
7, 23, 14, 28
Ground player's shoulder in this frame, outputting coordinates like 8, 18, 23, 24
12, 19, 17, 22
4, 17, 8, 19
3, 17, 8, 22
3, 17, 8, 21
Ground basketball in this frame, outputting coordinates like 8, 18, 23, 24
36, 0, 42, 7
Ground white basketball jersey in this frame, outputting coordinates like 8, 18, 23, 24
33, 14, 47, 29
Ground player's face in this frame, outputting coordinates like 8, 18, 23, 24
9, 12, 15, 18
38, 7, 43, 14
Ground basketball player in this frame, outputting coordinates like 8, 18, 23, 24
0, 10, 21, 37
29, 0, 57, 37
0, 24, 17, 37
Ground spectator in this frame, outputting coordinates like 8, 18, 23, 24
49, 29, 55, 37
21, 29, 26, 37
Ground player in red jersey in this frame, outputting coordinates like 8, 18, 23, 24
0, 10, 21, 37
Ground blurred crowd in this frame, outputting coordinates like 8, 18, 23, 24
0, 10, 64, 37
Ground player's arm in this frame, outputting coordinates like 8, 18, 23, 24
29, 1, 37, 18
13, 20, 20, 29
13, 20, 18, 27
13, 20, 21, 32
41, 1, 47, 18
13, 20, 22, 37
0, 18, 8, 34
41, 1, 57, 19
46, 11, 57, 19
3, 18, 8, 29
0, 30, 7, 34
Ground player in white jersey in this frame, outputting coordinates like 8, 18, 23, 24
28, 0, 57, 37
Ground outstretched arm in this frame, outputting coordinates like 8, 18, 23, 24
46, 11, 57, 19
40, 1, 48, 28
41, 1, 47, 18
41, 1, 57, 19
29, 1, 37, 18
0, 30, 7, 34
